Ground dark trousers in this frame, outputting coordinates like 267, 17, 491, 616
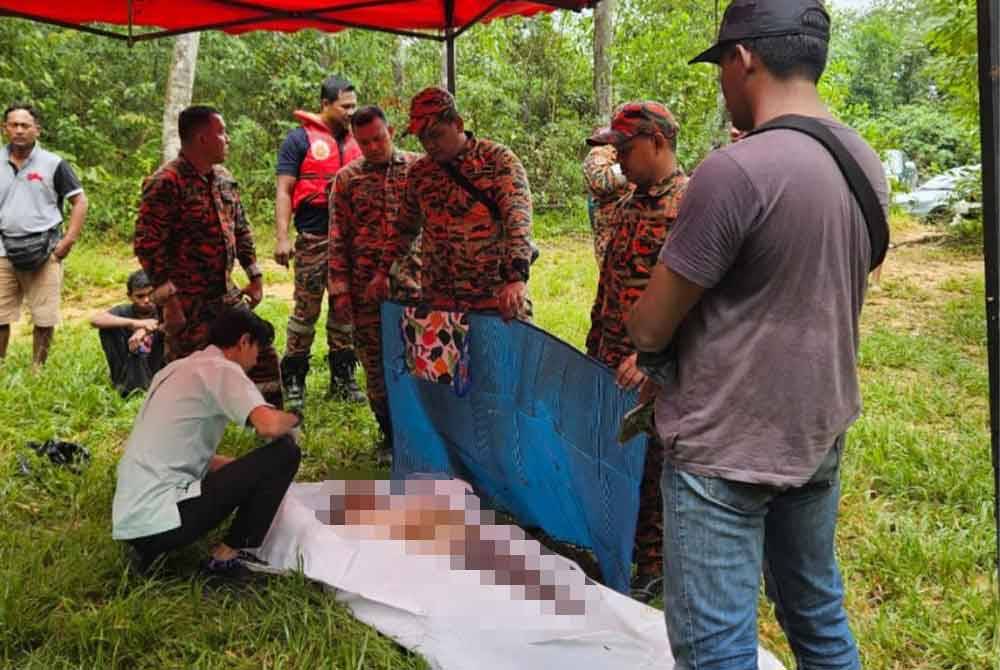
129, 437, 301, 561
99, 328, 165, 397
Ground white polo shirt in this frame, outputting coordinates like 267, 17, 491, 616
112, 345, 267, 540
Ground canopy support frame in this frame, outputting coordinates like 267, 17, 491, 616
975, 0, 1000, 593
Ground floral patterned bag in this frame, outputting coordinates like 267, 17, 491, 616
401, 306, 472, 396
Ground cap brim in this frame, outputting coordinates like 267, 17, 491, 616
586, 128, 627, 146
688, 43, 723, 65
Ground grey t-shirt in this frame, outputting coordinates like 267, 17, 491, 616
656, 119, 888, 488
111, 345, 267, 540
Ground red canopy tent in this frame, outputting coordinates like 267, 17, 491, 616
0, 0, 595, 91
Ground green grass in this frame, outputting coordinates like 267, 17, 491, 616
1, 234, 998, 669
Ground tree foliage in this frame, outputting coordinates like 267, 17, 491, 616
0, 0, 981, 238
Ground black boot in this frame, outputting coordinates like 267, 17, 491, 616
375, 413, 394, 466
327, 349, 365, 403
280, 355, 310, 415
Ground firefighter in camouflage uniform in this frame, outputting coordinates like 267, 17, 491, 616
134, 105, 282, 407
372, 87, 534, 322
586, 102, 688, 602
274, 74, 364, 411
328, 105, 421, 463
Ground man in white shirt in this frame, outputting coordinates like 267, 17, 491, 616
112, 307, 301, 578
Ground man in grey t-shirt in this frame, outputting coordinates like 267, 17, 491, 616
627, 0, 885, 667
0, 103, 88, 368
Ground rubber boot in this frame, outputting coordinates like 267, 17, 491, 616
375, 413, 394, 466
280, 354, 310, 416
327, 349, 365, 403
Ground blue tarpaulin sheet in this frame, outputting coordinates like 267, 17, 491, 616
382, 301, 648, 593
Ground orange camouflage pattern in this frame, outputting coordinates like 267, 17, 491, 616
382, 134, 534, 318
328, 149, 422, 423
586, 169, 687, 370
583, 144, 631, 264
134, 154, 282, 405
586, 168, 687, 577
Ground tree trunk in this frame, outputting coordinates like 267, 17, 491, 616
593, 0, 615, 122
161, 33, 201, 164
392, 36, 406, 93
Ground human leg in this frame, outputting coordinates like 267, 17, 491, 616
32, 326, 53, 366
128, 437, 301, 563
284, 232, 327, 359
0, 257, 22, 359
354, 312, 391, 459
660, 459, 773, 670
23, 255, 62, 367
98, 328, 132, 392
763, 439, 860, 670
632, 437, 665, 602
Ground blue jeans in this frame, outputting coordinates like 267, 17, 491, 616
661, 437, 860, 670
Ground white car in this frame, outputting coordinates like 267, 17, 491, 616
894, 164, 981, 220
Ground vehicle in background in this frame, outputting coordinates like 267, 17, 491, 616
893, 164, 981, 223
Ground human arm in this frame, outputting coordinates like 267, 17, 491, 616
90, 311, 158, 335
328, 171, 355, 321
208, 454, 236, 472
274, 175, 296, 267
626, 264, 705, 351
247, 405, 301, 440
626, 153, 756, 351
582, 145, 628, 199
274, 130, 306, 267
374, 171, 422, 294
232, 192, 263, 308
52, 161, 88, 261
53, 192, 88, 261
494, 148, 534, 320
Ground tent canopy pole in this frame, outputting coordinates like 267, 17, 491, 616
975, 0, 1000, 592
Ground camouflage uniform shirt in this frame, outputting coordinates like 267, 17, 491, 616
134, 153, 258, 300
329, 149, 421, 309
384, 134, 533, 312
587, 170, 687, 369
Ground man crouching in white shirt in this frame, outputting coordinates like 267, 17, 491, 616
112, 306, 301, 579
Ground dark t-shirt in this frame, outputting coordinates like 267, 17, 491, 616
655, 118, 888, 488
276, 127, 330, 234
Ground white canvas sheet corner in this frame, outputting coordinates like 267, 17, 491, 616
257, 481, 786, 670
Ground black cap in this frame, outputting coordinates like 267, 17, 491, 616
689, 0, 830, 65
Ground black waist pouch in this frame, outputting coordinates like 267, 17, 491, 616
2, 227, 59, 271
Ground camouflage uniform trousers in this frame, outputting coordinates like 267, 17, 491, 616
286, 231, 353, 358
165, 291, 283, 407
635, 435, 665, 577
352, 277, 421, 426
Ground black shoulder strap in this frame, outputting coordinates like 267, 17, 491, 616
439, 161, 502, 222
745, 115, 888, 271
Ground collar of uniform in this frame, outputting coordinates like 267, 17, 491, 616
363, 149, 408, 172
177, 152, 221, 184
644, 168, 686, 198
3, 141, 39, 167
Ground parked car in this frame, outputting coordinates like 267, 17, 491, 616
893, 164, 981, 222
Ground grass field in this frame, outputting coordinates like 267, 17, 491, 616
0, 224, 997, 669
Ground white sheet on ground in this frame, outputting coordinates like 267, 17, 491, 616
257, 481, 786, 670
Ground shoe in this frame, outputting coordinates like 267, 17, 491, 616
201, 556, 257, 582
280, 355, 309, 414
235, 550, 286, 575
374, 414, 394, 466
630, 573, 663, 604
327, 349, 365, 403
